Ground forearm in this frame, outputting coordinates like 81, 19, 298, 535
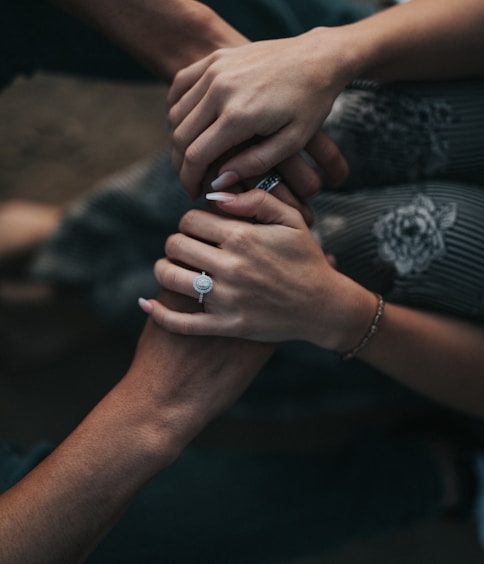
0, 377, 175, 563
338, 0, 484, 81
304, 280, 484, 416
0, 304, 273, 562
48, 0, 246, 80
357, 303, 484, 416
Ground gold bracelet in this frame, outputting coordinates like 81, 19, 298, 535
340, 293, 385, 361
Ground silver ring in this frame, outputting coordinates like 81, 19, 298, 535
254, 173, 281, 193
193, 271, 213, 304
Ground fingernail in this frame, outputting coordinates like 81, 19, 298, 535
206, 192, 236, 203
138, 297, 154, 314
211, 171, 239, 191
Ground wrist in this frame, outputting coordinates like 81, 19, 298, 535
109, 374, 189, 476
148, 4, 247, 80
308, 25, 374, 90
307, 278, 378, 354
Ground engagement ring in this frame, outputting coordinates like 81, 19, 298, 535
193, 271, 213, 304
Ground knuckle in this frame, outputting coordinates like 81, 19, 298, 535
228, 225, 253, 254
305, 173, 322, 194
286, 136, 303, 156
165, 233, 184, 258
178, 317, 195, 336
220, 106, 244, 128
170, 126, 185, 151
160, 263, 178, 289
184, 143, 204, 168
173, 66, 188, 84
249, 153, 273, 176
179, 209, 198, 232
153, 258, 164, 281
322, 139, 341, 164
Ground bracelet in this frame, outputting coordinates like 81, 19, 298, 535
340, 293, 385, 361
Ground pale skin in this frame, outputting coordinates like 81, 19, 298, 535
141, 190, 484, 417
167, 0, 484, 192
48, 0, 349, 211
0, 290, 273, 563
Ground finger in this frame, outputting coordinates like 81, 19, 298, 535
147, 299, 233, 337
277, 153, 322, 200
178, 113, 266, 195
171, 102, 218, 175
154, 258, 213, 301
164, 232, 221, 272
216, 126, 305, 184
246, 177, 313, 226
167, 55, 215, 108
177, 208, 232, 243
208, 189, 304, 228
169, 67, 222, 147
305, 130, 349, 187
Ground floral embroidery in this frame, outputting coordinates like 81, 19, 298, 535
373, 194, 457, 275
326, 85, 455, 182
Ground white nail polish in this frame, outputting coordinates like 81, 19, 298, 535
211, 171, 239, 191
206, 192, 236, 203
138, 297, 153, 314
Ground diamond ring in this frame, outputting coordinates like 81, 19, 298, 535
193, 271, 213, 304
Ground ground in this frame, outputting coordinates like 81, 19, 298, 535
0, 73, 483, 563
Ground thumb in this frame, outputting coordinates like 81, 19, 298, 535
206, 189, 304, 227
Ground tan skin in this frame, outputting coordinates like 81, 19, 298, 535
0, 291, 273, 563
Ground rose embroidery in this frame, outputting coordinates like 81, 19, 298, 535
373, 194, 457, 275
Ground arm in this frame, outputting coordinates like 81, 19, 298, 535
358, 302, 484, 416
142, 190, 484, 417
48, 0, 246, 80
49, 0, 335, 212
351, 0, 484, 81
167, 0, 484, 190
0, 291, 272, 563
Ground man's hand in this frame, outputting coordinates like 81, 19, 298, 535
167, 30, 351, 197
49, 0, 247, 80
129, 289, 274, 453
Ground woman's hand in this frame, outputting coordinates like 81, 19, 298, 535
167, 28, 353, 197
142, 190, 375, 352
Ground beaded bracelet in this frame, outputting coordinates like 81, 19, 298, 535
340, 293, 385, 361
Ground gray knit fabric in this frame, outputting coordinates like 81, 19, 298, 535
32, 79, 484, 333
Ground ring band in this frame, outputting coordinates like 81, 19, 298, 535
193, 271, 213, 304
254, 173, 282, 193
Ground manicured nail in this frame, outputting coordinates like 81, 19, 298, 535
206, 192, 236, 203
211, 170, 240, 191
138, 297, 153, 314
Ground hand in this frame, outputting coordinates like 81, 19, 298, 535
167, 28, 352, 197
130, 289, 274, 451
143, 190, 374, 352
198, 149, 317, 225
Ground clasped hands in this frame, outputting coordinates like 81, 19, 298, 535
166, 29, 352, 210
141, 30, 374, 352
141, 190, 374, 354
